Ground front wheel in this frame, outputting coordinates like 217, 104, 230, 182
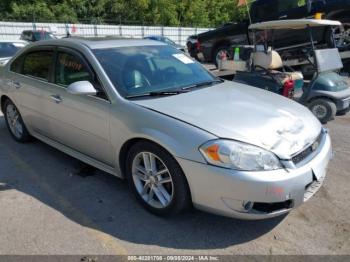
3, 99, 31, 142
308, 99, 337, 124
125, 141, 191, 217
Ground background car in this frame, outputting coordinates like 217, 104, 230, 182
144, 35, 186, 52
20, 30, 57, 42
187, 0, 350, 66
0, 40, 27, 66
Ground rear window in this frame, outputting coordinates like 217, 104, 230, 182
22, 51, 54, 81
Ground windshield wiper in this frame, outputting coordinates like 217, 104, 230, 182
181, 78, 224, 90
126, 90, 189, 99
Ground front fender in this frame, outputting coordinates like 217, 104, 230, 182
110, 101, 216, 176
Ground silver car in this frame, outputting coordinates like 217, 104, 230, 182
0, 38, 332, 220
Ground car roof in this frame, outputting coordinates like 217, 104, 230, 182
29, 37, 167, 50
249, 19, 341, 30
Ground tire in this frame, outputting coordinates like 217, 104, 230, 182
3, 99, 31, 143
213, 46, 231, 68
125, 141, 191, 217
308, 99, 337, 124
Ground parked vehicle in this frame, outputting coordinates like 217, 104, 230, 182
0, 38, 332, 220
187, 0, 350, 67
20, 30, 57, 42
144, 35, 186, 52
0, 40, 27, 66
234, 19, 350, 124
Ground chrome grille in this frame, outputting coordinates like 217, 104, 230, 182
292, 133, 322, 165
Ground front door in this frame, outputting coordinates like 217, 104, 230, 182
42, 48, 114, 166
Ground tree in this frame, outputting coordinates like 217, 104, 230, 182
0, 0, 248, 27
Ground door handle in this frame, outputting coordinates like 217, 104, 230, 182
50, 95, 62, 104
13, 81, 21, 89
279, 15, 288, 19
10, 80, 21, 89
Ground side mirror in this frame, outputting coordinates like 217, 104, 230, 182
67, 81, 97, 95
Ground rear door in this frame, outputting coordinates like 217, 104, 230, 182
7, 47, 55, 136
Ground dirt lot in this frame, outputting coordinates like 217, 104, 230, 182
0, 109, 349, 255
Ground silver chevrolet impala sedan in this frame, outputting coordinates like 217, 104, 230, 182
0, 38, 332, 219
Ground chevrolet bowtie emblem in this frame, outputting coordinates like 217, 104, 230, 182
312, 141, 319, 151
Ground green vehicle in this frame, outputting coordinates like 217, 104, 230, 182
235, 19, 350, 124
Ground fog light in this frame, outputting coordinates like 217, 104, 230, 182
222, 198, 254, 213
243, 201, 254, 211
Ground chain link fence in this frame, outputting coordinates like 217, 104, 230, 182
0, 21, 212, 46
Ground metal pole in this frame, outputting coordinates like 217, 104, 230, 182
245, 2, 252, 25
307, 25, 318, 74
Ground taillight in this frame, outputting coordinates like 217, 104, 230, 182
283, 79, 295, 98
195, 41, 201, 51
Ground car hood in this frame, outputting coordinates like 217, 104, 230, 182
133, 81, 322, 159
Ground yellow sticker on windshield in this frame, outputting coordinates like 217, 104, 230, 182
172, 54, 194, 64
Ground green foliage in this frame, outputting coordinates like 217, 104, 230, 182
0, 0, 249, 27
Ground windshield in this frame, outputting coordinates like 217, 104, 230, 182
93, 45, 216, 98
0, 42, 26, 58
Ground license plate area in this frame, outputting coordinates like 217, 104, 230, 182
304, 171, 326, 202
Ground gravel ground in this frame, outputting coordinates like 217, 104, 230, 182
0, 107, 349, 255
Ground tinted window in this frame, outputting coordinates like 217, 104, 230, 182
55, 52, 92, 86
23, 51, 53, 81
251, 0, 278, 22
10, 54, 25, 73
93, 45, 215, 97
278, 0, 306, 13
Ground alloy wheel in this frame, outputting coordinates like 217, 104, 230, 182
6, 103, 23, 139
131, 152, 174, 209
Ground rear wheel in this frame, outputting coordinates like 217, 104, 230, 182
3, 99, 31, 142
308, 99, 337, 124
125, 141, 191, 217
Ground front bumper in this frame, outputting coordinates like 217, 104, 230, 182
177, 132, 332, 220
336, 96, 350, 112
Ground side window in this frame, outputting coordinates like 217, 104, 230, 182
10, 54, 24, 73
55, 52, 93, 87
22, 51, 54, 81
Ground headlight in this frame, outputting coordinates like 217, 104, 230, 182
199, 140, 282, 171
